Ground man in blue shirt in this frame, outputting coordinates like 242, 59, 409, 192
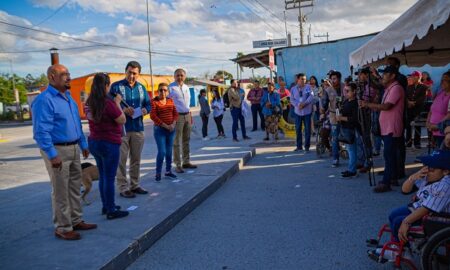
32, 64, 97, 240
110, 61, 151, 198
291, 73, 314, 152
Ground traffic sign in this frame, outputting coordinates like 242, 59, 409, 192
252, 38, 287, 49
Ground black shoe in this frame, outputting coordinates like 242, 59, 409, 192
414, 145, 421, 149
131, 187, 148, 195
341, 170, 349, 175
106, 210, 129, 220
102, 205, 121, 215
120, 190, 136, 198
182, 163, 197, 169
263, 137, 269, 141
342, 171, 357, 178
373, 151, 380, 157
251, 129, 257, 132
233, 138, 239, 142
243, 136, 251, 140
165, 172, 177, 179
155, 174, 161, 182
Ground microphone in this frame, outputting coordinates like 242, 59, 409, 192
110, 92, 130, 108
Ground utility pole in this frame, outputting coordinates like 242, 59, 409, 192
308, 24, 311, 44
146, 0, 154, 96
9, 59, 22, 120
285, 0, 314, 46
314, 32, 329, 42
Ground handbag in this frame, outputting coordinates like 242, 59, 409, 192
338, 127, 355, 144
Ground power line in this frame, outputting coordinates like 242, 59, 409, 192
237, 0, 283, 33
33, 0, 70, 27
0, 20, 230, 61
253, 0, 286, 25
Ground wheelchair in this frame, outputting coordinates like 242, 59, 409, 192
367, 214, 450, 269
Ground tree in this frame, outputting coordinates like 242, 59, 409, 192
0, 74, 28, 105
214, 70, 233, 81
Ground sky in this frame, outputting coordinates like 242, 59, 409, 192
0, 0, 418, 79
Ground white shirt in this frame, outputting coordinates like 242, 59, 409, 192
413, 175, 450, 214
168, 81, 190, 113
211, 98, 224, 118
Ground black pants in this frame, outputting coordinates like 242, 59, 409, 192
201, 113, 208, 138
214, 115, 225, 135
405, 114, 421, 146
251, 104, 265, 130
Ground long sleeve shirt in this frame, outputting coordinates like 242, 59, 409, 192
168, 82, 191, 114
199, 95, 211, 116
150, 97, 178, 126
339, 99, 359, 130
260, 91, 281, 116
406, 83, 427, 116
227, 87, 242, 109
32, 85, 87, 159
211, 98, 224, 117
247, 87, 263, 105
110, 79, 151, 132
290, 84, 313, 116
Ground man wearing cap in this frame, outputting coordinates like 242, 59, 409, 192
247, 80, 265, 131
405, 71, 427, 149
361, 66, 405, 193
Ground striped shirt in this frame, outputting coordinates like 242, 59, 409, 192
413, 175, 450, 214
150, 97, 178, 127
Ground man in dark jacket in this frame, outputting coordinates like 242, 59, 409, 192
405, 71, 427, 148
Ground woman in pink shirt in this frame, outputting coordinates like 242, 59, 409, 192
427, 71, 450, 148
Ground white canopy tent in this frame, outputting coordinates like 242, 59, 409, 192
350, 0, 450, 67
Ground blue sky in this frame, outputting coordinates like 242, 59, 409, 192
0, 0, 417, 79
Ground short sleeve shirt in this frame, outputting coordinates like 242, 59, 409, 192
379, 81, 405, 137
86, 99, 123, 144
413, 176, 450, 214
430, 90, 450, 136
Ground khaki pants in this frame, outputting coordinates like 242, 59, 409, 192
41, 145, 83, 233
117, 131, 144, 192
173, 114, 191, 167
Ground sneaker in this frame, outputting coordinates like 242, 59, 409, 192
305, 148, 310, 153
243, 136, 251, 140
106, 210, 129, 220
102, 205, 121, 215
155, 174, 161, 182
202, 137, 210, 141
165, 172, 177, 179
342, 171, 357, 178
332, 160, 339, 167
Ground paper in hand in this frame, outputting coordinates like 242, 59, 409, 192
132, 106, 143, 119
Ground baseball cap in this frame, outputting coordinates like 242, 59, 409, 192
408, 71, 421, 77
378, 65, 398, 74
418, 150, 450, 170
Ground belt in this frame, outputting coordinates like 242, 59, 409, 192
54, 140, 79, 146
178, 112, 189, 115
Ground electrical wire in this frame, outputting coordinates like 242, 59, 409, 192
236, 0, 283, 33
33, 0, 70, 27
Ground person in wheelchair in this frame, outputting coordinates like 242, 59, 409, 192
368, 150, 450, 262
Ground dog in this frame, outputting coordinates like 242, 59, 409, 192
81, 162, 99, 205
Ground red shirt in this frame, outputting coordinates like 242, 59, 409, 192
86, 99, 123, 144
278, 88, 291, 99
150, 97, 178, 126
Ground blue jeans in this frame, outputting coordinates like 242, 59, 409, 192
294, 113, 311, 150
251, 104, 265, 130
374, 135, 382, 153
381, 134, 399, 186
88, 139, 120, 214
388, 206, 412, 241
346, 142, 357, 173
231, 108, 247, 139
331, 124, 341, 160
154, 126, 176, 175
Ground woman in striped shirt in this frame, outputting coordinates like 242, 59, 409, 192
150, 83, 179, 181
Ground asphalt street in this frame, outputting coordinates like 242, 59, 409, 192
129, 146, 408, 270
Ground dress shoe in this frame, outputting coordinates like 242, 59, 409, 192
175, 166, 185, 173
120, 190, 136, 198
55, 230, 81, 240
73, 221, 97, 230
107, 210, 129, 220
102, 205, 121, 215
243, 136, 251, 140
373, 183, 392, 193
182, 163, 197, 169
131, 187, 148, 194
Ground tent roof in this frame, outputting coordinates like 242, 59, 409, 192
193, 79, 227, 87
350, 0, 450, 67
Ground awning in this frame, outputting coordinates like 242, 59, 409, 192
350, 0, 450, 67
193, 79, 227, 88
230, 49, 272, 69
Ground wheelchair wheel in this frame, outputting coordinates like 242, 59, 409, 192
421, 227, 450, 270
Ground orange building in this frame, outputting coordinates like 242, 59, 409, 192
69, 73, 172, 119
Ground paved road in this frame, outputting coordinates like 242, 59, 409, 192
129, 145, 407, 270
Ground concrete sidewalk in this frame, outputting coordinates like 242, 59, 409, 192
0, 143, 255, 270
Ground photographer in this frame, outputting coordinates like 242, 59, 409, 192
360, 66, 405, 193
328, 71, 344, 167
261, 82, 281, 141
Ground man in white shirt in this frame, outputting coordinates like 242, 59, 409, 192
168, 68, 197, 173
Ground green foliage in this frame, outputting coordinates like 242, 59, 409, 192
214, 70, 233, 81
0, 73, 44, 105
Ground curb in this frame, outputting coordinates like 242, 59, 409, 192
100, 148, 256, 270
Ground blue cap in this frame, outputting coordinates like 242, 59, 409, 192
418, 150, 450, 170
377, 65, 398, 74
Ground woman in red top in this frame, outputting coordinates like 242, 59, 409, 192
151, 83, 179, 181
86, 73, 128, 220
